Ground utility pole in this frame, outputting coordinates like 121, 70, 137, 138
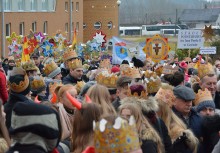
1, 0, 5, 58
174, 8, 177, 37
69, 0, 73, 42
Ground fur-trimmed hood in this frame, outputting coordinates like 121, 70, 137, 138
121, 96, 159, 113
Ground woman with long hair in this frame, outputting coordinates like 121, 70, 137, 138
155, 83, 198, 153
86, 84, 116, 116
72, 102, 102, 153
119, 102, 164, 153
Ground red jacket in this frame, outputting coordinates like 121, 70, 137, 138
0, 69, 8, 103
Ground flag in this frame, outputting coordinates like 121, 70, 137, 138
21, 36, 30, 62
72, 28, 77, 49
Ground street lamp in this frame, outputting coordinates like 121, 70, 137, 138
116, 0, 121, 37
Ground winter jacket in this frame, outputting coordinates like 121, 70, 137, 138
0, 69, 8, 104
212, 139, 220, 153
62, 74, 81, 85
141, 140, 158, 153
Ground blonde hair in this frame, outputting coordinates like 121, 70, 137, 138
57, 84, 76, 101
86, 84, 116, 116
157, 99, 198, 153
119, 103, 164, 153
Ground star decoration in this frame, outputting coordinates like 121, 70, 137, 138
27, 38, 38, 54
90, 42, 100, 51
93, 32, 106, 45
202, 25, 215, 41
41, 40, 54, 56
6, 32, 22, 44
34, 32, 45, 43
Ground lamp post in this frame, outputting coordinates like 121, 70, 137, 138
116, 0, 121, 37
1, 0, 5, 58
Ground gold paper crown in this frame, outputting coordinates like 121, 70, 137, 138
120, 64, 130, 72
96, 71, 118, 88
155, 66, 163, 76
145, 76, 161, 94
194, 88, 213, 106
68, 58, 83, 70
99, 59, 111, 68
8, 67, 29, 93
121, 67, 141, 79
162, 65, 179, 74
144, 70, 157, 79
155, 83, 175, 107
198, 63, 215, 79
74, 81, 86, 93
15, 58, 21, 67
43, 61, 59, 76
63, 48, 78, 62
22, 61, 38, 71
30, 76, 46, 91
127, 80, 148, 99
49, 81, 63, 95
94, 117, 140, 153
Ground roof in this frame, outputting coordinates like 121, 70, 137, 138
180, 8, 220, 22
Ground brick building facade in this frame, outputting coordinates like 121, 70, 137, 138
0, 0, 119, 57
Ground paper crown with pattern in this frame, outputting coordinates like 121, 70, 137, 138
155, 83, 175, 107
22, 60, 38, 71
30, 76, 46, 91
8, 67, 29, 93
43, 58, 60, 78
95, 71, 118, 88
162, 65, 179, 74
75, 81, 86, 93
198, 63, 215, 79
99, 58, 111, 68
145, 76, 161, 94
194, 88, 213, 106
68, 58, 83, 70
127, 80, 148, 99
144, 70, 157, 78
120, 64, 130, 72
63, 48, 78, 62
155, 66, 163, 76
49, 81, 63, 95
93, 116, 140, 153
121, 67, 141, 79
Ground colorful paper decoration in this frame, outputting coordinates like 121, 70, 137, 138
202, 25, 215, 41
34, 32, 45, 43
143, 34, 169, 63
115, 42, 128, 59
93, 31, 106, 47
41, 40, 54, 56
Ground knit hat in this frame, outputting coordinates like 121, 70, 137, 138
194, 88, 215, 112
9, 102, 61, 152
8, 67, 30, 95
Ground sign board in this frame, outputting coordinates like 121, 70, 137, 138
177, 30, 204, 49
143, 34, 169, 63
200, 47, 216, 54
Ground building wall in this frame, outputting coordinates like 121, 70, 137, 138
0, 0, 83, 57
83, 0, 119, 43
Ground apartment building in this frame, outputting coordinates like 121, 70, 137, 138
0, 0, 119, 57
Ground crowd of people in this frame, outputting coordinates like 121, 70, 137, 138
0, 47, 220, 153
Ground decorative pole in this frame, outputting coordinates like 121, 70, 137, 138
116, 0, 121, 37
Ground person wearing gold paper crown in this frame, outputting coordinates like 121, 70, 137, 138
29, 76, 47, 102
62, 51, 84, 85
4, 67, 34, 129
42, 57, 62, 99
198, 63, 220, 109
156, 83, 199, 153
22, 60, 38, 78
60, 48, 78, 80
83, 115, 143, 153
119, 102, 164, 153
121, 80, 173, 153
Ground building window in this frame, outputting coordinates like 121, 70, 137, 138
18, 0, 25, 11
83, 23, 87, 30
43, 21, 48, 34
19, 22, 24, 36
32, 22, 37, 32
94, 22, 101, 30
65, 2, 68, 11
76, 2, 79, 11
107, 21, 113, 30
31, 0, 37, 11
71, 2, 74, 11
65, 23, 68, 33
6, 23, 11, 37
76, 22, 79, 31
5, 0, 11, 11
52, 0, 56, 11
42, 0, 48, 11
